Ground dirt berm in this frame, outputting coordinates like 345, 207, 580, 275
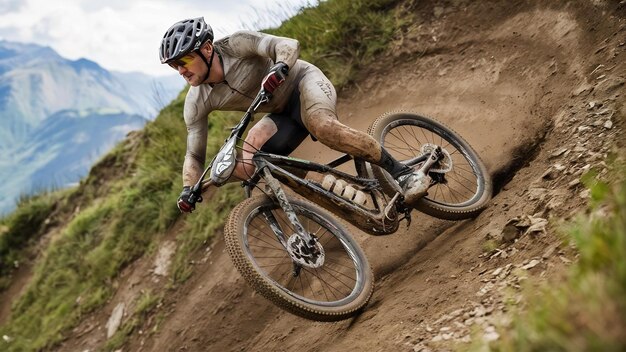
57, 1, 624, 351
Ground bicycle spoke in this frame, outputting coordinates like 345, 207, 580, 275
243, 201, 364, 305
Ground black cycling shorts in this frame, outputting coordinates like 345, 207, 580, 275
260, 87, 311, 156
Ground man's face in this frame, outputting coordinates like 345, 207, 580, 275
169, 52, 208, 87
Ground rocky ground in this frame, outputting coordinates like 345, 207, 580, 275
1, 1, 624, 351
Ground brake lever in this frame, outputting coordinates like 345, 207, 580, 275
188, 183, 203, 204
254, 90, 271, 110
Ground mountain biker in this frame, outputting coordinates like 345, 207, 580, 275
159, 17, 430, 213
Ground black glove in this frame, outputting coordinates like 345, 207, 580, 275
261, 61, 289, 94
177, 186, 202, 213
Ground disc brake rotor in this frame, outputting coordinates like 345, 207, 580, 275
286, 234, 325, 268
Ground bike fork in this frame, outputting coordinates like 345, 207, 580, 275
262, 168, 314, 245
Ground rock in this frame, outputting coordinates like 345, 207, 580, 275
577, 125, 592, 132
542, 245, 558, 259
579, 189, 591, 199
483, 326, 500, 342
546, 195, 565, 211
477, 283, 494, 297
559, 256, 572, 264
413, 344, 432, 352
503, 215, 547, 238
522, 259, 541, 270
501, 223, 521, 243
568, 179, 581, 188
571, 83, 593, 97
541, 167, 558, 180
449, 308, 464, 318
106, 303, 125, 339
595, 77, 625, 94
549, 147, 568, 158
472, 305, 487, 317
498, 264, 513, 280
594, 108, 612, 116
460, 335, 472, 343
604, 120, 613, 129
434, 314, 452, 325
153, 241, 177, 277
528, 188, 549, 201
524, 216, 548, 236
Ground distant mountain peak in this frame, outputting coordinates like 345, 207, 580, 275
0, 40, 62, 68
70, 57, 105, 73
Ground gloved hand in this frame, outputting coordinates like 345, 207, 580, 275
261, 61, 289, 94
177, 186, 202, 213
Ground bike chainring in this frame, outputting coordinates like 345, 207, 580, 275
421, 143, 453, 173
286, 234, 325, 269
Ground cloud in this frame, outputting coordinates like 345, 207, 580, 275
0, 0, 23, 13
0, 0, 312, 76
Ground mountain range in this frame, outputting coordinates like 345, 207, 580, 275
0, 40, 185, 214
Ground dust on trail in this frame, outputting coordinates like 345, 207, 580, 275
50, 1, 624, 351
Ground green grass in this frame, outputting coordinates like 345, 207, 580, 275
0, 192, 59, 290
472, 161, 626, 351
267, 0, 407, 87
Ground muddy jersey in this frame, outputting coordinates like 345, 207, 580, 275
182, 30, 337, 185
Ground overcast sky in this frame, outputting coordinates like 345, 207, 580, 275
0, 0, 313, 76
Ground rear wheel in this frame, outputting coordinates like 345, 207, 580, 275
366, 112, 492, 220
224, 195, 373, 321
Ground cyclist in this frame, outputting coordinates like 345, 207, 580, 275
159, 17, 429, 213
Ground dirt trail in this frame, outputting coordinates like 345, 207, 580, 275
53, 1, 624, 351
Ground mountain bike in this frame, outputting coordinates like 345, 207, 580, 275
189, 88, 492, 321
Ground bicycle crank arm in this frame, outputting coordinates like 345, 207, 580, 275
418, 147, 443, 174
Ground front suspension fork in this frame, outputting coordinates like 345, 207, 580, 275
261, 168, 316, 246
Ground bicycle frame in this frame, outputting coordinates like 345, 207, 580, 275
192, 89, 431, 240
249, 152, 402, 236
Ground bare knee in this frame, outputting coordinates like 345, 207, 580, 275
234, 117, 277, 180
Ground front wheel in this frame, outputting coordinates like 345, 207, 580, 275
366, 112, 492, 220
224, 195, 373, 321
